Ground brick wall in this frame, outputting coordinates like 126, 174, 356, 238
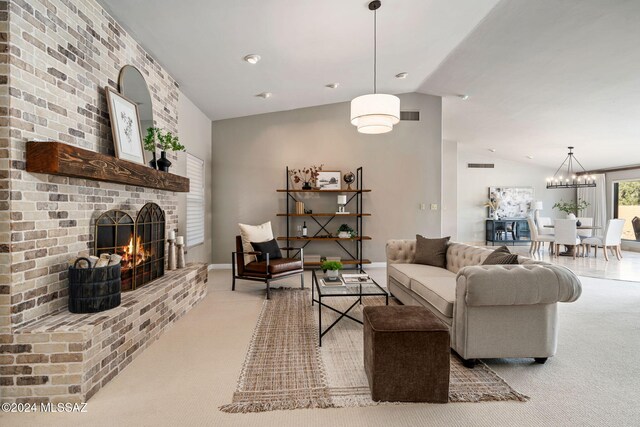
0, 0, 182, 331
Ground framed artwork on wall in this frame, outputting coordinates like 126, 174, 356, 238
316, 171, 341, 190
488, 186, 534, 218
105, 86, 145, 165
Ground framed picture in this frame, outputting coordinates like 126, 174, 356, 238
488, 186, 534, 218
316, 170, 341, 190
105, 86, 145, 165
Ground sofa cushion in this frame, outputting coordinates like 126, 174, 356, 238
410, 274, 457, 318
482, 246, 519, 265
388, 263, 455, 290
244, 258, 303, 275
415, 235, 450, 268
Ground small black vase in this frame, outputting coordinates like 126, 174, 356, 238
157, 151, 172, 172
149, 151, 158, 169
302, 181, 312, 190
576, 220, 582, 227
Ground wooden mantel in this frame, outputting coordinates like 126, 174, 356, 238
26, 141, 190, 192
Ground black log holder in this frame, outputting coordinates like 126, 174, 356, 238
68, 257, 121, 313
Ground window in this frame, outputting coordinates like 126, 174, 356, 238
613, 180, 640, 241
186, 153, 205, 247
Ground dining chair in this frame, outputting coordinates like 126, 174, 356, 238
537, 217, 555, 254
527, 217, 554, 255
553, 219, 582, 259
581, 219, 625, 261
576, 217, 593, 239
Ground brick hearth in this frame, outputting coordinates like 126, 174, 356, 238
2, 264, 208, 403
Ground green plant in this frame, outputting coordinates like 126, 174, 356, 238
552, 198, 590, 216
158, 131, 185, 152
321, 260, 343, 271
337, 224, 356, 238
143, 127, 161, 152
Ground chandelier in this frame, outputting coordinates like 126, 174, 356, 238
350, 1, 400, 134
546, 147, 596, 189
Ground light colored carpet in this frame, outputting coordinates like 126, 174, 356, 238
3, 269, 640, 427
220, 288, 526, 412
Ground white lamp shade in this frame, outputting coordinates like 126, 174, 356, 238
337, 195, 347, 205
350, 94, 400, 134
534, 201, 544, 210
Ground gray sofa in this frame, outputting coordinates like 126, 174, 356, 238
386, 241, 582, 366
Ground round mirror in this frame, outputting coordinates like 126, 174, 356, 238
118, 66, 154, 163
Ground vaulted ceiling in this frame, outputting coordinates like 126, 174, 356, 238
100, 0, 640, 170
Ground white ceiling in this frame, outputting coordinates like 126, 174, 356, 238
98, 0, 499, 120
100, 0, 640, 170
421, 0, 640, 170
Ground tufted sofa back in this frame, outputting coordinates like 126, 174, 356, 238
386, 240, 545, 274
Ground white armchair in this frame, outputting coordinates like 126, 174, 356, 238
582, 219, 625, 261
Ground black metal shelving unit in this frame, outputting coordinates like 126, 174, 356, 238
278, 167, 371, 269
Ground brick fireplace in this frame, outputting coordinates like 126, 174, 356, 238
0, 0, 208, 404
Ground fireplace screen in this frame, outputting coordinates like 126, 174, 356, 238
95, 203, 165, 291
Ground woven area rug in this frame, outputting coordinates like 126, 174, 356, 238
220, 288, 528, 413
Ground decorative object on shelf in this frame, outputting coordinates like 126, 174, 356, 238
337, 224, 356, 239
304, 209, 313, 214
321, 260, 343, 279
337, 195, 349, 214
305, 254, 322, 263
167, 230, 176, 270
343, 172, 356, 190
289, 165, 323, 190
546, 147, 596, 189
156, 130, 185, 173
302, 221, 308, 237
317, 170, 342, 190
105, 86, 145, 165
484, 195, 501, 220
119, 65, 154, 167
553, 198, 590, 219
295, 201, 305, 214
488, 187, 533, 219
143, 126, 160, 169
176, 236, 186, 269
350, 1, 400, 134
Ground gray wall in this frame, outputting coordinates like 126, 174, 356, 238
211, 93, 443, 263
177, 90, 214, 264
457, 150, 576, 244
441, 140, 458, 240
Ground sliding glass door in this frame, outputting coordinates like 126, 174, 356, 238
613, 180, 640, 241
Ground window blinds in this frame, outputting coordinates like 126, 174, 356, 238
186, 153, 205, 247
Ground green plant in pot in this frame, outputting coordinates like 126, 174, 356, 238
321, 260, 343, 279
156, 130, 185, 173
337, 224, 356, 239
552, 198, 590, 222
143, 127, 161, 169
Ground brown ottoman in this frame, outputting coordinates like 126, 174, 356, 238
363, 305, 450, 403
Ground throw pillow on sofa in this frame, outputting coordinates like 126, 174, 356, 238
414, 235, 450, 268
482, 246, 519, 265
251, 239, 283, 263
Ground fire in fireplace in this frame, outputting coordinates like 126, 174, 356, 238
95, 203, 166, 291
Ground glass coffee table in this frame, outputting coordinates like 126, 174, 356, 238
311, 269, 388, 346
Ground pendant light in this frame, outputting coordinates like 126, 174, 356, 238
350, 1, 400, 134
546, 147, 596, 189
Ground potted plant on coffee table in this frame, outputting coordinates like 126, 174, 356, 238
321, 260, 343, 279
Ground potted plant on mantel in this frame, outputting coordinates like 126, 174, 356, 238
144, 127, 185, 172
553, 198, 590, 224
321, 260, 343, 279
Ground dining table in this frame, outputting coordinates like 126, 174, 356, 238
543, 225, 602, 256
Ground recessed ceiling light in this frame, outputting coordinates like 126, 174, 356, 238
243, 54, 261, 64
326, 83, 339, 89
488, 148, 496, 152
256, 92, 272, 99
527, 155, 534, 159
458, 94, 470, 100
395, 72, 408, 79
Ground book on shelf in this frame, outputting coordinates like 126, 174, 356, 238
341, 273, 373, 284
